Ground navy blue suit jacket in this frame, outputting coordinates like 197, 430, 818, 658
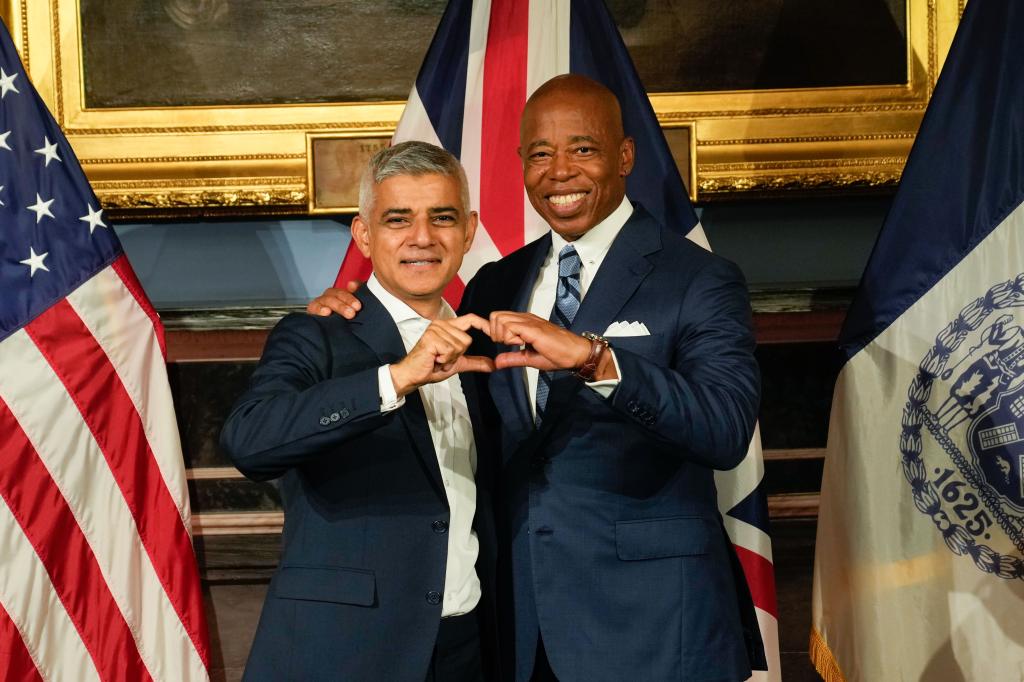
459, 205, 765, 682
220, 291, 499, 681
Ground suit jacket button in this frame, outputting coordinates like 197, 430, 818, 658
432, 520, 448, 534
319, 416, 331, 426
340, 408, 350, 419
329, 412, 341, 422
426, 591, 442, 605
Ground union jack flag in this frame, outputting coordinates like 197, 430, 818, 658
0, 20, 209, 682
333, 1, 779, 678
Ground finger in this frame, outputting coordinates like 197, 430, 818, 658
449, 313, 491, 334
431, 321, 474, 348
344, 280, 364, 302
490, 312, 511, 345
497, 320, 532, 346
498, 331, 526, 345
490, 311, 535, 344
494, 350, 557, 371
309, 289, 362, 318
423, 334, 459, 365
427, 325, 470, 357
454, 355, 495, 373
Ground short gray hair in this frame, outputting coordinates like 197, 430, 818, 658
358, 141, 471, 218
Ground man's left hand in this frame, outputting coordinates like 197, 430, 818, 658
489, 312, 617, 380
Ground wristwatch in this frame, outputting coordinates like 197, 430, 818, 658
574, 332, 610, 381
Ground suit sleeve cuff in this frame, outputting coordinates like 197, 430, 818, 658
378, 364, 406, 412
584, 348, 621, 399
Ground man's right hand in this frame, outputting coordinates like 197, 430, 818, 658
307, 280, 363, 319
389, 314, 494, 397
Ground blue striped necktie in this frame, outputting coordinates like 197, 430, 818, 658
535, 244, 582, 423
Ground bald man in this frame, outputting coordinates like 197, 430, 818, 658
312, 75, 765, 682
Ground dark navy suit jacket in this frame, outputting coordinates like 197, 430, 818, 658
459, 205, 765, 682
220, 291, 499, 681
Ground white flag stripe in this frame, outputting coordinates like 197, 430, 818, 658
67, 266, 192, 528
0, 494, 101, 682
522, 0, 570, 246
722, 516, 774, 564
395, 89, 503, 280
459, 216, 503, 282
526, 0, 570, 96
458, 0, 491, 269
0, 330, 205, 681
748, 608, 781, 682
393, 87, 445, 149
715, 422, 765, 511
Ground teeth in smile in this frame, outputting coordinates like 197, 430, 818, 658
548, 192, 586, 206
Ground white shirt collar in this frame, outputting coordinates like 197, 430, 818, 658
366, 274, 454, 328
549, 195, 633, 267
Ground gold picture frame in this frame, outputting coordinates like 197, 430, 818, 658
305, 123, 697, 214
3, 0, 963, 217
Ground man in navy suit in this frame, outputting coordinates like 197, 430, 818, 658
222, 141, 500, 681
312, 75, 765, 681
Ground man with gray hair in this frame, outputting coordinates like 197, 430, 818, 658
221, 141, 500, 681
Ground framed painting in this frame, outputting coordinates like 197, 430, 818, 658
2, 0, 964, 217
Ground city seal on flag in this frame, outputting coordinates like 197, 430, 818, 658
902, 273, 1024, 580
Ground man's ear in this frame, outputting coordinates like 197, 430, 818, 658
463, 211, 479, 254
620, 137, 635, 177
351, 215, 372, 258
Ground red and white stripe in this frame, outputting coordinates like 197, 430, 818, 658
0, 256, 210, 681
716, 424, 780, 682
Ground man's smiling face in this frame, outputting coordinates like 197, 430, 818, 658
352, 172, 476, 312
518, 82, 634, 241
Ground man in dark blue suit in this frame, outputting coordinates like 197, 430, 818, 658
312, 75, 765, 681
222, 142, 501, 681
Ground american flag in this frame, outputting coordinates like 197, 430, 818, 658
0, 21, 209, 681
333, 1, 779, 678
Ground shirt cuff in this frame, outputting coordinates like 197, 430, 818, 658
378, 364, 406, 413
585, 348, 621, 399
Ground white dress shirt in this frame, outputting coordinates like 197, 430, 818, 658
368, 276, 481, 617
524, 196, 632, 419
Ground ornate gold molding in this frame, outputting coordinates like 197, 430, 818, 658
698, 133, 917, 147
658, 103, 928, 121
72, 121, 400, 136
98, 188, 307, 210
702, 157, 907, 172
699, 170, 904, 196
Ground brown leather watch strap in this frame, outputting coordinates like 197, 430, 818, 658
574, 332, 610, 381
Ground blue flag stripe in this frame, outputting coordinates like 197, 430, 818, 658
839, 0, 1024, 359
568, 0, 699, 234
414, 0, 472, 158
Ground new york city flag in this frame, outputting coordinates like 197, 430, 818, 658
812, 1, 1024, 679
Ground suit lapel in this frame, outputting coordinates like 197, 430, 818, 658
570, 206, 660, 337
488, 234, 551, 437
349, 289, 446, 494
543, 206, 661, 423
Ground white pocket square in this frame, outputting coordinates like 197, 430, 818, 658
602, 321, 650, 337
